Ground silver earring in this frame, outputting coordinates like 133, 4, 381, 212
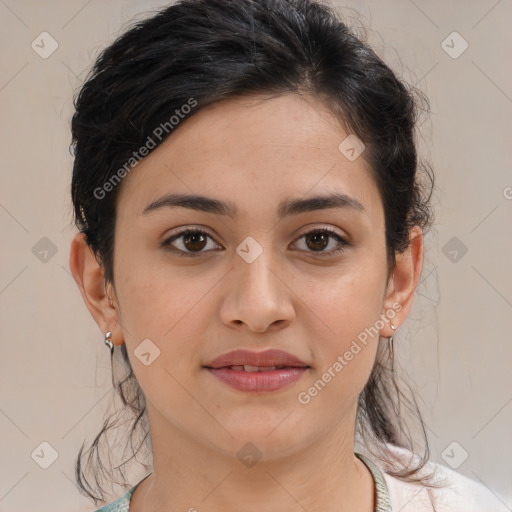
388, 323, 396, 364
104, 331, 114, 353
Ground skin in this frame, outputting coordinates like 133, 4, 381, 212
70, 93, 423, 512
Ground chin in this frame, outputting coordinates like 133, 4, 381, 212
208, 416, 310, 457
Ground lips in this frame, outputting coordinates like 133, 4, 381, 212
204, 349, 310, 392
204, 348, 309, 370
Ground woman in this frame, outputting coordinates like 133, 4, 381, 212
68, 0, 503, 510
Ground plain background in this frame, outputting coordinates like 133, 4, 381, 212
0, 1, 511, 510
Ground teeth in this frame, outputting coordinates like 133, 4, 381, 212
244, 365, 261, 372
259, 366, 277, 372
228, 365, 280, 372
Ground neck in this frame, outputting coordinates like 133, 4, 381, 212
130, 404, 375, 512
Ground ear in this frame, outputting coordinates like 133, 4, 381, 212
69, 232, 124, 347
380, 226, 424, 337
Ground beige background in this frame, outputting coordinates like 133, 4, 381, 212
0, 1, 511, 510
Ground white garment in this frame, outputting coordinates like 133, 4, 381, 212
377, 444, 509, 511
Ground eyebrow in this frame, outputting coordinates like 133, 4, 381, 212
141, 192, 366, 219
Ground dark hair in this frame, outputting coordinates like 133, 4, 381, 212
71, 0, 436, 505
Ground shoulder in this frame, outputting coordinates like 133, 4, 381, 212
92, 473, 152, 512
378, 444, 508, 512
92, 485, 137, 512
92, 473, 151, 512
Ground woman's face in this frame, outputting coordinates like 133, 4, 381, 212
106, 93, 403, 459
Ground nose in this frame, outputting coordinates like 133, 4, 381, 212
219, 245, 295, 334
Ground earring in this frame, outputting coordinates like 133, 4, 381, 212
104, 331, 114, 353
388, 323, 396, 365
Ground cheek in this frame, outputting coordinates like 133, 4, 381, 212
113, 250, 213, 365
112, 264, 209, 415
309, 260, 386, 347
300, 262, 386, 400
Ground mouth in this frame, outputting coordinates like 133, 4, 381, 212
203, 349, 310, 392
204, 366, 309, 392
207, 364, 301, 372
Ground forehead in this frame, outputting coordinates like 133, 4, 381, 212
116, 93, 382, 225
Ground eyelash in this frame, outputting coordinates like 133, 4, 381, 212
161, 227, 350, 258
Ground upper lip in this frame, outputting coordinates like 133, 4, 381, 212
204, 349, 309, 369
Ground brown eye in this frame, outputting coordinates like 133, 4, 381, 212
305, 232, 329, 251
182, 232, 207, 251
294, 228, 349, 256
163, 229, 221, 257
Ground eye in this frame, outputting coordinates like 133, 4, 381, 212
162, 227, 350, 258
292, 227, 349, 256
162, 229, 221, 257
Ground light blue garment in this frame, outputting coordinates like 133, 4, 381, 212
93, 474, 152, 512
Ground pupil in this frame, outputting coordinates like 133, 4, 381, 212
307, 232, 328, 251
185, 233, 206, 251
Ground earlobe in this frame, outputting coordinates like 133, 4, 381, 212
380, 226, 424, 337
69, 233, 124, 346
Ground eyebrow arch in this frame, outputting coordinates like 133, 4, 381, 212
141, 192, 366, 219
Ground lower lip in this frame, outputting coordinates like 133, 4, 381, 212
205, 367, 309, 392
